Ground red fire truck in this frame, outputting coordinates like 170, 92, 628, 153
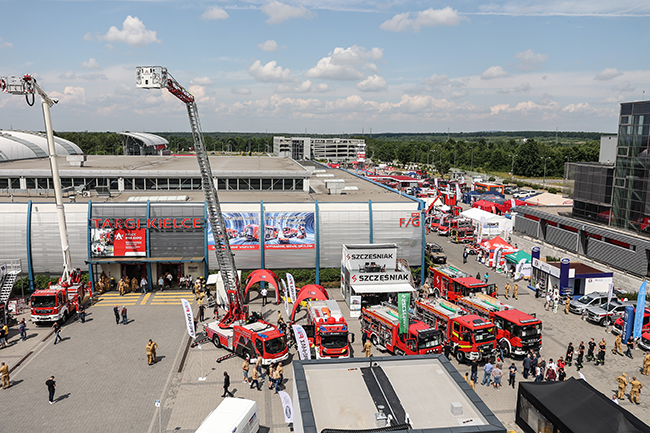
428, 265, 496, 301
457, 293, 542, 357
303, 300, 353, 359
612, 308, 650, 335
415, 298, 497, 363
31, 272, 86, 325
242, 225, 279, 242
361, 304, 443, 356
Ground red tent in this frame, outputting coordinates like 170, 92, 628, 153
473, 199, 499, 214
497, 198, 532, 213
479, 236, 517, 267
243, 269, 281, 305
290, 285, 329, 322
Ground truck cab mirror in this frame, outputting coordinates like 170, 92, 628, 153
349, 333, 355, 344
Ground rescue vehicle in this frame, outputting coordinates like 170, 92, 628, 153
456, 293, 542, 357
242, 225, 279, 242
361, 304, 443, 356
414, 298, 497, 363
428, 265, 496, 301
638, 331, 650, 352
303, 300, 353, 359
31, 270, 86, 325
612, 307, 650, 335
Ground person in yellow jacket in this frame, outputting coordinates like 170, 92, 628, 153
146, 339, 158, 365
0, 362, 9, 389
130, 277, 138, 294
513, 283, 518, 300
629, 377, 643, 404
643, 352, 650, 376
364, 340, 373, 357
565, 297, 571, 314
504, 282, 510, 299
616, 373, 628, 399
613, 334, 623, 356
118, 278, 126, 296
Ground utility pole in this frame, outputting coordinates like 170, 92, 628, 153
470, 147, 474, 173
541, 157, 551, 189
509, 154, 517, 183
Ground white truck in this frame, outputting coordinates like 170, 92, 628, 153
196, 398, 259, 433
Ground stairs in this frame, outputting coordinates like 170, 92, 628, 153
0, 260, 22, 304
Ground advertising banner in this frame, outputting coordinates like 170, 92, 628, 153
292, 324, 311, 360
398, 292, 410, 334
91, 227, 146, 257
278, 391, 294, 423
264, 212, 315, 250
350, 295, 362, 318
181, 298, 196, 339
633, 281, 647, 339
208, 212, 260, 251
286, 273, 297, 303
282, 279, 290, 316
342, 245, 398, 272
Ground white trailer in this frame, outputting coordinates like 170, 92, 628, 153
196, 398, 259, 433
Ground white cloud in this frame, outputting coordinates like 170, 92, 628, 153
0, 38, 12, 49
192, 77, 213, 86
380, 7, 465, 32
276, 80, 329, 93
422, 74, 450, 86
50, 86, 86, 105
58, 70, 76, 80
481, 66, 510, 80
262, 1, 312, 24
497, 88, 510, 94
258, 40, 279, 52
515, 49, 548, 71
477, 1, 650, 17
100, 16, 161, 47
231, 87, 252, 95
202, 6, 229, 20
451, 90, 468, 98
595, 67, 623, 80
356, 75, 388, 92
79, 73, 108, 81
563, 102, 593, 113
515, 81, 532, 92
305, 46, 383, 81
248, 60, 296, 83
82, 58, 102, 70
613, 81, 635, 93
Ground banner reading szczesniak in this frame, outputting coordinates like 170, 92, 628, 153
278, 391, 293, 423
181, 299, 195, 339
286, 273, 297, 303
398, 292, 410, 334
292, 324, 311, 360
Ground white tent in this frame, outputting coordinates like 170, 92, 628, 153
461, 208, 513, 239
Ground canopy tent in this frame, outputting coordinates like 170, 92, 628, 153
504, 250, 532, 280
243, 269, 281, 305
290, 284, 329, 322
480, 235, 515, 251
504, 250, 531, 264
524, 192, 573, 206
516, 378, 650, 433
462, 190, 481, 204
461, 208, 513, 240
479, 236, 517, 268
473, 199, 501, 214
496, 198, 533, 214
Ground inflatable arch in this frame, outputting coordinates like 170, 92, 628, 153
290, 284, 329, 322
243, 269, 281, 305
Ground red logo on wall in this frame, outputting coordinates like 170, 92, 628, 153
113, 228, 146, 256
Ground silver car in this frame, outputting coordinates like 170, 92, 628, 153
568, 292, 611, 315
585, 300, 635, 326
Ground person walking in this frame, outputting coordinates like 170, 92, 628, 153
616, 373, 628, 400
463, 249, 468, 264
272, 364, 282, 394
613, 334, 623, 356
140, 276, 147, 294
470, 358, 478, 383
221, 371, 234, 397
565, 343, 574, 367
484, 273, 489, 284
1, 362, 10, 389
242, 357, 250, 383
268, 364, 276, 390
146, 339, 158, 365
492, 364, 503, 389
535, 364, 543, 382
545, 365, 556, 381
464, 372, 475, 390
643, 352, 650, 375
595, 338, 607, 366
576, 341, 585, 370
249, 366, 261, 390
46, 376, 56, 404
121, 306, 128, 325
630, 377, 643, 404
498, 339, 508, 362
587, 338, 596, 362
558, 367, 566, 381
482, 360, 493, 386
544, 292, 551, 311
552, 292, 560, 314
504, 282, 510, 300
565, 296, 570, 314
158, 276, 164, 292
364, 339, 373, 357
261, 287, 268, 307
199, 303, 205, 322
52, 322, 62, 345
508, 363, 517, 389
113, 305, 120, 325
513, 283, 518, 300
625, 336, 635, 359
19, 319, 27, 341
78, 305, 86, 323
522, 354, 532, 379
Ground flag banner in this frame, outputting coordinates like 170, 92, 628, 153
278, 391, 294, 423
292, 324, 311, 360
633, 281, 647, 338
282, 279, 290, 316
181, 298, 195, 339
287, 273, 297, 303
398, 292, 411, 334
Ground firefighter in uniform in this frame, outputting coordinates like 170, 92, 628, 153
643, 352, 650, 376
0, 362, 9, 389
364, 339, 373, 357
613, 334, 623, 356
595, 338, 607, 366
146, 339, 158, 365
616, 373, 628, 399
130, 277, 139, 294
630, 377, 643, 404
504, 282, 510, 299
565, 296, 570, 314
513, 283, 518, 300
117, 277, 126, 296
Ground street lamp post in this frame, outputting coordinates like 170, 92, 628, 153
470, 147, 474, 173
541, 157, 551, 189
509, 154, 517, 182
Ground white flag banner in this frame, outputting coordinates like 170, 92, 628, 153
455, 183, 461, 202
510, 198, 516, 209
607, 282, 614, 307
181, 298, 196, 339
434, 178, 439, 188
282, 279, 290, 316
286, 273, 297, 303
278, 391, 294, 423
292, 324, 311, 360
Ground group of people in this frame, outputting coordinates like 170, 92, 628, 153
227, 356, 284, 395
113, 305, 129, 325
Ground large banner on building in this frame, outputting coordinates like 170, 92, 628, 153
91, 227, 146, 257
264, 212, 315, 250
208, 212, 260, 251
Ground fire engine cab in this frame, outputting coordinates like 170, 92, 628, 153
415, 298, 497, 363
31, 275, 86, 325
304, 300, 353, 359
457, 293, 542, 357
428, 265, 496, 301
361, 304, 443, 356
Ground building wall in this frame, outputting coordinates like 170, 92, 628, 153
599, 135, 617, 164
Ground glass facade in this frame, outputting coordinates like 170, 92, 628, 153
571, 163, 613, 224
613, 102, 650, 234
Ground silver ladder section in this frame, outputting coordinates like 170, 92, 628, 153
186, 102, 239, 292
0, 259, 22, 304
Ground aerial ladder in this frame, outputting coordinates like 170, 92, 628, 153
135, 67, 243, 326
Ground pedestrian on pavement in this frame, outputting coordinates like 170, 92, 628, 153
482, 360, 493, 386
222, 372, 234, 397
261, 287, 268, 306
552, 292, 560, 314
255, 357, 265, 383
565, 296, 571, 314
158, 276, 164, 292
213, 303, 219, 320
513, 283, 518, 300
535, 365, 543, 382
199, 303, 205, 322
544, 292, 551, 311
364, 339, 373, 357
0, 325, 6, 349
19, 319, 27, 341
522, 354, 532, 379
78, 306, 86, 323
470, 358, 478, 383
475, 272, 481, 281
272, 364, 282, 394
625, 336, 635, 359
1, 362, 10, 389
508, 363, 517, 389
121, 306, 128, 325
249, 367, 261, 390
545, 366, 556, 381
146, 339, 158, 365
113, 305, 120, 325
463, 249, 468, 264
444, 341, 452, 360
504, 282, 510, 299
52, 322, 62, 345
492, 364, 503, 389
566, 343, 574, 366
268, 364, 276, 390
464, 372, 475, 390
558, 367, 566, 381
535, 281, 541, 298
576, 341, 585, 370
630, 377, 643, 404
484, 273, 489, 284
242, 357, 250, 383
643, 352, 650, 375
46, 376, 56, 404
141, 276, 147, 294
612, 395, 619, 405
613, 334, 623, 356
595, 338, 607, 366
587, 338, 596, 362
616, 373, 628, 399
498, 339, 508, 361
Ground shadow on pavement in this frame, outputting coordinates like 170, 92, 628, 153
56, 393, 71, 402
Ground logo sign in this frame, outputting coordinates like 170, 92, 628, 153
292, 324, 311, 360
181, 299, 195, 339
278, 391, 294, 423
399, 213, 421, 228
398, 292, 410, 334
155, 400, 161, 407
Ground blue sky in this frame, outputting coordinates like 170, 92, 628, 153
1, 0, 649, 134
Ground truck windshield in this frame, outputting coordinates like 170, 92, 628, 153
418, 330, 443, 349
32, 296, 56, 308
517, 324, 542, 338
264, 337, 287, 355
321, 334, 348, 349
474, 327, 495, 343
577, 294, 595, 304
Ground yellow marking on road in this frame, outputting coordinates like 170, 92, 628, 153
94, 302, 139, 306
140, 293, 151, 305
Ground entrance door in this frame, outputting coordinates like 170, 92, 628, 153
158, 263, 183, 288
122, 264, 145, 280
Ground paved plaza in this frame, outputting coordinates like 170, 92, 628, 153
0, 236, 649, 433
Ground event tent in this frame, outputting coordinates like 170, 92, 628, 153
473, 199, 501, 214
479, 236, 517, 267
504, 250, 532, 280
461, 208, 513, 240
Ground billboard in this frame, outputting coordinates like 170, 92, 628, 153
208, 212, 260, 251
264, 212, 315, 250
91, 227, 146, 257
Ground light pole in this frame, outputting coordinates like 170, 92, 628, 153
470, 147, 474, 173
509, 154, 517, 183
541, 157, 551, 189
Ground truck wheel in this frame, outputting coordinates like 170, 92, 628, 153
212, 335, 221, 348
455, 350, 465, 363
600, 317, 611, 327
433, 289, 440, 298
395, 349, 405, 356
371, 335, 378, 346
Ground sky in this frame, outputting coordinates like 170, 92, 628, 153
1, 0, 650, 135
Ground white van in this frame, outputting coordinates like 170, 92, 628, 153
196, 398, 259, 433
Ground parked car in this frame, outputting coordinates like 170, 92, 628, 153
504, 186, 519, 195
425, 242, 447, 264
585, 299, 635, 326
568, 291, 612, 315
512, 189, 537, 199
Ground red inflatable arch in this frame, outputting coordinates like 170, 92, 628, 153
243, 269, 281, 305
290, 284, 329, 322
